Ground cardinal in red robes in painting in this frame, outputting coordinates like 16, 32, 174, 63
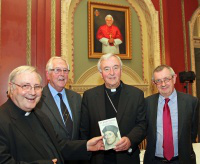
96, 15, 123, 54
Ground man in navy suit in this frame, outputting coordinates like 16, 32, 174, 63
144, 65, 199, 164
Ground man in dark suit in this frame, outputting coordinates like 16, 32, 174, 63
199, 111, 200, 142
37, 56, 81, 141
144, 65, 199, 164
0, 65, 104, 163
80, 53, 146, 164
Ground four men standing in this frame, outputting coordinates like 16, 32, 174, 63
0, 54, 199, 164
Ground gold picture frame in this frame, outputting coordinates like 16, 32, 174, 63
88, 1, 132, 59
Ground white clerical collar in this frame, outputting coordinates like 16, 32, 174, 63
111, 88, 116, 92
25, 112, 31, 116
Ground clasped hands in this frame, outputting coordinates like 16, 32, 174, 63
108, 38, 114, 45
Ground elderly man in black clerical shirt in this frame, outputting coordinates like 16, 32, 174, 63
80, 53, 146, 164
0, 65, 104, 164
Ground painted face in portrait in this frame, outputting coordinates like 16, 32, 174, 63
104, 130, 116, 145
100, 56, 122, 89
153, 67, 177, 98
46, 58, 69, 92
9, 72, 42, 112
106, 17, 113, 27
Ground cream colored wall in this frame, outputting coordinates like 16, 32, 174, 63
61, 0, 161, 97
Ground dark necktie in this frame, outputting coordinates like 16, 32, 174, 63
57, 93, 73, 139
163, 98, 174, 161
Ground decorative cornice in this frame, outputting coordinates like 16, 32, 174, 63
130, 0, 160, 77
159, 0, 166, 64
70, 84, 149, 96
181, 0, 188, 71
51, 0, 56, 57
26, 0, 31, 65
74, 65, 150, 96
194, 36, 200, 48
61, 0, 79, 83
70, 0, 82, 82
189, 7, 200, 97
76, 65, 145, 84
126, 0, 144, 78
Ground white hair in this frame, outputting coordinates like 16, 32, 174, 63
105, 15, 114, 21
97, 53, 123, 72
46, 56, 69, 72
7, 66, 42, 96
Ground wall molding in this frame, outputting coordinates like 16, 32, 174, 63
181, 0, 188, 71
189, 7, 200, 96
194, 36, 200, 48
51, 0, 56, 57
26, 0, 32, 65
159, 0, 166, 64
71, 65, 149, 96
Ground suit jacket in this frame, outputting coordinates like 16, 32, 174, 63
144, 92, 199, 164
198, 102, 200, 142
0, 99, 90, 164
37, 85, 81, 140
80, 83, 146, 164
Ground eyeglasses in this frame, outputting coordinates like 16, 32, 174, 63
11, 82, 43, 92
102, 65, 121, 73
154, 76, 174, 85
49, 68, 70, 74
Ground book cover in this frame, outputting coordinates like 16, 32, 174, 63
98, 117, 121, 150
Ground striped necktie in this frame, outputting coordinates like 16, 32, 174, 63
57, 93, 73, 139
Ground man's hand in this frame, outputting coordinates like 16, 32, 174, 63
114, 136, 131, 152
87, 136, 104, 151
108, 38, 114, 44
52, 158, 57, 164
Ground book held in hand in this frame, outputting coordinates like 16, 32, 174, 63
98, 117, 121, 150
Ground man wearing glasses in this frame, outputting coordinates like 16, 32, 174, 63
0, 65, 104, 163
144, 65, 199, 164
80, 53, 146, 164
37, 57, 82, 158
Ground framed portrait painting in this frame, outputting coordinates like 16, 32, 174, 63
88, 1, 132, 59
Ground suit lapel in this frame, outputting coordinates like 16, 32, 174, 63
65, 89, 76, 137
150, 94, 159, 142
177, 92, 184, 140
34, 109, 63, 162
96, 85, 106, 120
9, 106, 49, 158
42, 86, 66, 130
